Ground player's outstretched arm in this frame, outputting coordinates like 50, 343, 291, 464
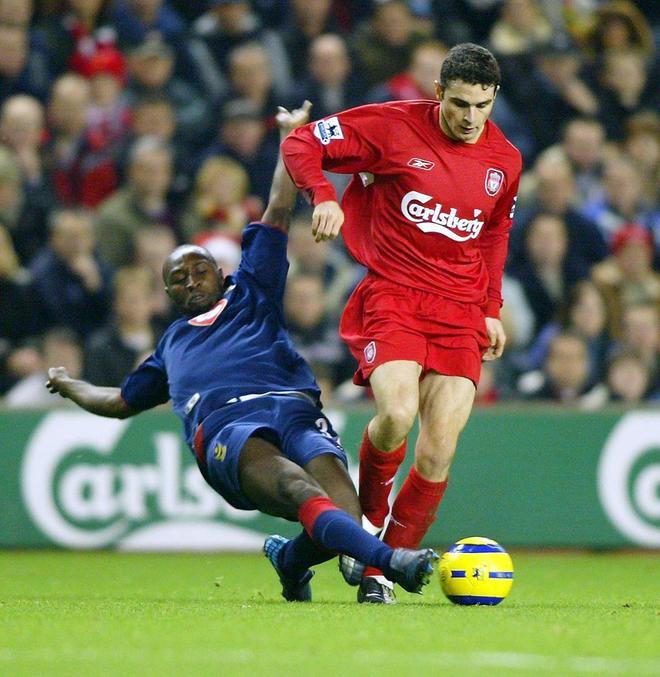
261, 101, 313, 233
46, 366, 135, 418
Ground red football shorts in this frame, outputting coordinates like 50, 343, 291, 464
340, 275, 490, 386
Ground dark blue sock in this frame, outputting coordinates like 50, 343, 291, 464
281, 530, 334, 577
311, 509, 394, 575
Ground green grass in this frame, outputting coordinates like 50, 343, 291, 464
1, 551, 658, 676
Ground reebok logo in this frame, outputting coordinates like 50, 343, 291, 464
401, 191, 484, 241
408, 157, 435, 171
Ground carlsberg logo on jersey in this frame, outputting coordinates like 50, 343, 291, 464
401, 191, 484, 241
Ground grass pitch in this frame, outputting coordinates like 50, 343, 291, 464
1, 550, 658, 676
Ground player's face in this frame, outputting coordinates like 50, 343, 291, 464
165, 253, 223, 316
435, 80, 497, 144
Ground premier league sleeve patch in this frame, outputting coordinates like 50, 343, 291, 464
314, 116, 344, 145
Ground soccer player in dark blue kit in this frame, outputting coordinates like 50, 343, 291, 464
46, 102, 437, 602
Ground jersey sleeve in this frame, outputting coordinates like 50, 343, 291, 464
120, 347, 170, 412
237, 221, 289, 302
479, 159, 522, 318
282, 104, 395, 206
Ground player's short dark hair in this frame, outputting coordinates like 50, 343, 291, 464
440, 43, 500, 89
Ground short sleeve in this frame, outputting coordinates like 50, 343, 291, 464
237, 222, 289, 302
120, 349, 170, 411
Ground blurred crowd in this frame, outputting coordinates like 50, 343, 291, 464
0, 0, 658, 409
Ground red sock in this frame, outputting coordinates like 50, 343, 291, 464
298, 495, 336, 537
359, 427, 406, 529
363, 466, 447, 578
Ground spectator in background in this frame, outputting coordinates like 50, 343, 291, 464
592, 224, 660, 338
622, 112, 659, 213
293, 34, 362, 121
45, 72, 119, 208
190, 231, 242, 276
224, 42, 284, 125
126, 94, 190, 198
369, 39, 447, 102
132, 224, 177, 323
3, 327, 83, 408
0, 146, 49, 265
0, 21, 51, 105
516, 280, 611, 382
351, 0, 430, 90
0, 224, 37, 394
73, 43, 132, 160
517, 331, 603, 407
108, 0, 196, 82
39, 0, 115, 78
181, 155, 260, 241
613, 302, 659, 394
604, 351, 655, 404
488, 0, 552, 57
581, 155, 658, 245
125, 36, 211, 148
546, 117, 607, 208
30, 208, 113, 338
199, 98, 279, 205
582, 0, 654, 65
287, 215, 360, 321
283, 272, 355, 393
593, 49, 659, 141
508, 213, 588, 336
0, 0, 33, 24
517, 39, 600, 152
512, 153, 608, 268
130, 94, 176, 142
96, 135, 177, 267
0, 95, 49, 195
0, 338, 41, 397
84, 265, 164, 386
190, 0, 292, 103
280, 0, 342, 81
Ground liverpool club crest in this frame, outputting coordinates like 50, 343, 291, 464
485, 168, 504, 196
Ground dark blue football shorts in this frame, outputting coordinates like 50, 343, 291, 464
197, 394, 347, 510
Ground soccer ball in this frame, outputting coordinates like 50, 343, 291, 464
439, 536, 514, 605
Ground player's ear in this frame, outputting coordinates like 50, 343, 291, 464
434, 81, 444, 101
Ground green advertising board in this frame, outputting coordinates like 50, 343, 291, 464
1, 407, 659, 549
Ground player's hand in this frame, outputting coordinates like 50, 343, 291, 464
483, 317, 506, 361
276, 100, 312, 135
46, 366, 72, 397
312, 201, 344, 242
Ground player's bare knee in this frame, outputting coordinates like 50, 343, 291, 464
372, 403, 416, 447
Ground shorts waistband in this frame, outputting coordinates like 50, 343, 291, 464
223, 390, 317, 406
192, 390, 317, 464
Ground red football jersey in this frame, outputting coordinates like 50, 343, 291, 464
282, 100, 522, 317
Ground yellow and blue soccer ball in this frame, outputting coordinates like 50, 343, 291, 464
439, 537, 514, 605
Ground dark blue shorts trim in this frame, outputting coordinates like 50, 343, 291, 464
201, 395, 346, 510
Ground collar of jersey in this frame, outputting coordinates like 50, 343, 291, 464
187, 284, 236, 326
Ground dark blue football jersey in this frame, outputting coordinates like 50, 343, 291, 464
120, 222, 321, 449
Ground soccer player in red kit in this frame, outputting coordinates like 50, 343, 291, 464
282, 43, 522, 603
